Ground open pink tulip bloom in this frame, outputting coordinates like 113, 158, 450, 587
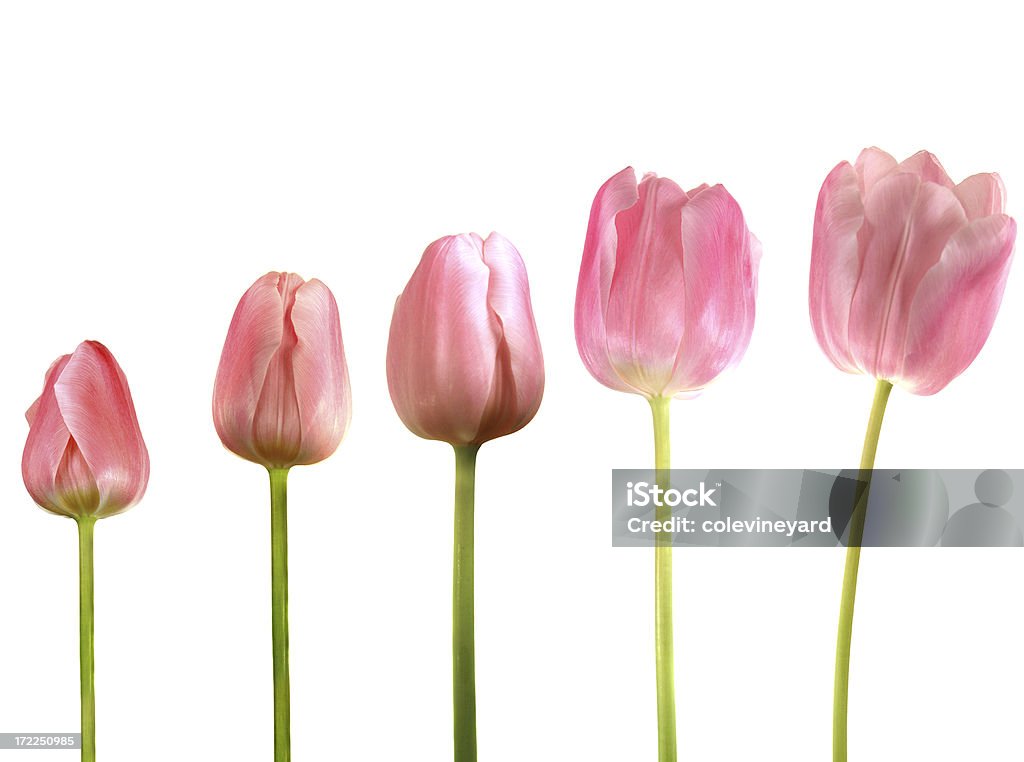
387, 232, 544, 446
575, 167, 761, 399
23, 341, 149, 519
213, 272, 351, 469
811, 148, 1017, 395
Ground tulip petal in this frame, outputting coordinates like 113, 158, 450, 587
251, 273, 304, 466
899, 215, 1016, 394
575, 167, 640, 393
848, 174, 967, 378
289, 278, 351, 464
897, 150, 955, 188
22, 355, 74, 516
810, 161, 864, 373
478, 232, 544, 440
386, 234, 499, 445
53, 341, 149, 517
955, 173, 1006, 220
604, 174, 689, 395
53, 437, 101, 516
668, 184, 759, 392
854, 147, 898, 194
213, 272, 286, 464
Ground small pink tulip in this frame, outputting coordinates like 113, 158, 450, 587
213, 272, 351, 469
22, 341, 150, 519
387, 232, 545, 446
811, 148, 1017, 395
575, 167, 761, 398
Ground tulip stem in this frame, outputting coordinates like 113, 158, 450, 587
453, 444, 480, 762
76, 516, 96, 762
833, 379, 893, 762
649, 396, 676, 762
269, 468, 291, 762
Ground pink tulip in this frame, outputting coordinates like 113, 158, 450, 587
575, 167, 761, 398
811, 147, 1017, 395
213, 272, 351, 469
386, 232, 545, 446
22, 341, 149, 519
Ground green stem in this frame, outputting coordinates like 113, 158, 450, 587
77, 517, 96, 762
453, 444, 479, 762
833, 379, 893, 762
650, 396, 676, 762
269, 468, 291, 762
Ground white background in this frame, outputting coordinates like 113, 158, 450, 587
1, 1, 1022, 760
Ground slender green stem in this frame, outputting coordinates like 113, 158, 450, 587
650, 396, 676, 762
77, 517, 96, 762
453, 444, 480, 762
833, 379, 893, 762
269, 468, 291, 762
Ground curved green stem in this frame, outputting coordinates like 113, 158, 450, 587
77, 517, 96, 762
833, 379, 893, 762
269, 468, 291, 762
650, 396, 676, 762
453, 444, 479, 762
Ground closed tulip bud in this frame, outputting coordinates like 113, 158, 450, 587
22, 340, 149, 519
811, 147, 1017, 395
213, 272, 351, 469
575, 167, 761, 399
387, 232, 545, 446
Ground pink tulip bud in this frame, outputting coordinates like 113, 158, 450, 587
810, 148, 1017, 395
213, 272, 351, 469
386, 232, 545, 446
22, 341, 150, 519
575, 167, 761, 399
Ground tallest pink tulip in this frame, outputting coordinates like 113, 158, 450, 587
810, 147, 1016, 394
810, 148, 1016, 762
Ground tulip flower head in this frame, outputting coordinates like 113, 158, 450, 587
386, 232, 545, 446
213, 272, 351, 469
810, 147, 1016, 395
575, 167, 761, 399
22, 340, 149, 519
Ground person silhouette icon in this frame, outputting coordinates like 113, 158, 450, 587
941, 469, 1023, 547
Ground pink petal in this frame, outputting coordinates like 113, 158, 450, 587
604, 173, 689, 395
477, 232, 545, 441
575, 167, 640, 394
53, 341, 149, 517
686, 183, 710, 198
53, 438, 100, 516
899, 215, 1016, 394
22, 355, 74, 516
667, 184, 760, 393
848, 173, 967, 379
289, 278, 351, 464
810, 161, 864, 373
854, 147, 898, 194
250, 273, 304, 466
26, 355, 70, 425
213, 272, 286, 463
896, 150, 955, 188
954, 173, 1006, 220
386, 234, 499, 445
